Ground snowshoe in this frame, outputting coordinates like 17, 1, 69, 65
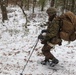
50, 58, 59, 67
41, 59, 50, 65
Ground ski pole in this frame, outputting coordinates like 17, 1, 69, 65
20, 39, 39, 75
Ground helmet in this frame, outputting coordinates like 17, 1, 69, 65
46, 7, 57, 15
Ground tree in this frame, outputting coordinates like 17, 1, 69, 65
71, 0, 75, 13
39, 0, 46, 11
0, 0, 8, 22
55, 0, 76, 14
50, 0, 55, 7
27, 0, 30, 10
33, 0, 36, 13
16, 0, 28, 28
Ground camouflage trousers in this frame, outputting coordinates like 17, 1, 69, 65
42, 43, 55, 60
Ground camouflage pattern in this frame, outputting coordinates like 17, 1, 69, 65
46, 7, 57, 15
44, 19, 60, 41
42, 44, 55, 60
41, 9, 76, 62
41, 7, 58, 61
41, 19, 60, 60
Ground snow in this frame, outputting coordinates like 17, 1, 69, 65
0, 5, 76, 75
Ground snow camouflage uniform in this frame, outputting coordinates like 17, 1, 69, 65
38, 7, 76, 66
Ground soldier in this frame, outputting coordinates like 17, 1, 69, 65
38, 7, 62, 67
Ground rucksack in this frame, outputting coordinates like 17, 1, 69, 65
57, 11, 76, 41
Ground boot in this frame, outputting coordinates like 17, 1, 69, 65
50, 58, 59, 67
41, 59, 49, 65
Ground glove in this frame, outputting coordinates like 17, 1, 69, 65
38, 34, 47, 44
41, 40, 47, 44
41, 30, 47, 33
38, 34, 44, 39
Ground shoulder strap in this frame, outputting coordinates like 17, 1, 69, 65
59, 19, 63, 31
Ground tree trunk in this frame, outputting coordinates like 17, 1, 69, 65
61, 0, 66, 13
71, 0, 75, 13
0, 0, 8, 22
27, 0, 29, 10
17, 3, 28, 28
16, 0, 23, 7
5, 0, 8, 6
41, 0, 46, 11
63, 0, 66, 9
50, 0, 55, 7
33, 0, 36, 13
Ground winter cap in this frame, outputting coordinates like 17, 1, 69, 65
46, 7, 57, 15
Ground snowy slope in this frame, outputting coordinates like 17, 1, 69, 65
0, 5, 76, 75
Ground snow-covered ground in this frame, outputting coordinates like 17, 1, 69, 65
0, 5, 76, 75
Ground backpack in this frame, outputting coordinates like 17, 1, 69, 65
57, 11, 76, 41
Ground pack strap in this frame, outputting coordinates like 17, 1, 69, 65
59, 19, 63, 31
58, 19, 63, 39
